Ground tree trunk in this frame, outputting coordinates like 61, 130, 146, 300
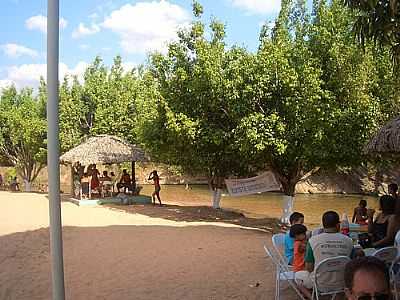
209, 175, 224, 209
17, 162, 45, 192
23, 179, 31, 192
273, 166, 300, 224
272, 162, 319, 223
213, 188, 222, 209
279, 179, 297, 224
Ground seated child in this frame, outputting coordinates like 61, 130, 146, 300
284, 212, 304, 265
352, 199, 368, 225
290, 224, 308, 272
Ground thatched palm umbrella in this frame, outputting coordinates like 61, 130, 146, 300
365, 117, 400, 154
60, 134, 148, 195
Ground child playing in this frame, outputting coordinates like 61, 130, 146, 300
290, 224, 308, 272
284, 212, 304, 265
352, 199, 368, 225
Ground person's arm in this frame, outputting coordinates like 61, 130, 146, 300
352, 208, 357, 223
148, 172, 153, 180
367, 209, 376, 233
373, 215, 397, 247
304, 242, 315, 272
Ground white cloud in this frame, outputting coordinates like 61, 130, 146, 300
72, 23, 100, 38
229, 0, 281, 15
25, 15, 68, 33
102, 1, 191, 54
1, 43, 39, 58
122, 62, 137, 73
0, 61, 88, 90
0, 79, 13, 91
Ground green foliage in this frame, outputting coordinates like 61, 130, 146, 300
138, 6, 256, 179
59, 55, 141, 152
343, 0, 400, 67
0, 86, 47, 182
235, 0, 394, 195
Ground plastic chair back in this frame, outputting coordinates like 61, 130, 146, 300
272, 233, 288, 263
372, 246, 398, 266
395, 230, 400, 247
312, 227, 323, 237
314, 256, 350, 294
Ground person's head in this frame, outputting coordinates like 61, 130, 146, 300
122, 169, 127, 174
322, 211, 340, 231
379, 195, 396, 215
359, 199, 367, 208
344, 256, 391, 300
103, 171, 108, 176
388, 183, 398, 195
110, 172, 115, 176
289, 224, 307, 241
153, 170, 158, 176
289, 212, 304, 225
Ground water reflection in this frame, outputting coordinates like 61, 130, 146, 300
140, 184, 379, 227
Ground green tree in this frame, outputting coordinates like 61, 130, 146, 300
235, 0, 382, 221
137, 1, 255, 208
59, 55, 141, 152
0, 86, 47, 190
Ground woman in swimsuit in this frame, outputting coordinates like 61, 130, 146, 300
148, 170, 162, 205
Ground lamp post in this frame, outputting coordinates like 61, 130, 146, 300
47, 0, 65, 299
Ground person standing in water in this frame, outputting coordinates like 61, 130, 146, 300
148, 170, 162, 205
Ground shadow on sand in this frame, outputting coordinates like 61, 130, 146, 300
0, 225, 297, 300
106, 203, 285, 233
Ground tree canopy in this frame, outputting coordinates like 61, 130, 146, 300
344, 0, 400, 66
0, 85, 47, 186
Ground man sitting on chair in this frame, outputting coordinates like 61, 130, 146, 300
117, 169, 132, 193
295, 211, 354, 298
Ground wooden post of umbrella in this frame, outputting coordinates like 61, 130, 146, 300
131, 161, 136, 190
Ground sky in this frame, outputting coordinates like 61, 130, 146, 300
0, 0, 282, 91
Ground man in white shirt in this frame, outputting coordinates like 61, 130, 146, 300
295, 211, 353, 296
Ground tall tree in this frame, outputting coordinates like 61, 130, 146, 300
0, 86, 47, 190
137, 1, 255, 208
236, 0, 382, 221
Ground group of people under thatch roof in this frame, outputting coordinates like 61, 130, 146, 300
60, 135, 163, 203
72, 162, 162, 204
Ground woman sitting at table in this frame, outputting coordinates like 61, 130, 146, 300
367, 195, 400, 248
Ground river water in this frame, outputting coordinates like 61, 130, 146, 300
140, 184, 379, 227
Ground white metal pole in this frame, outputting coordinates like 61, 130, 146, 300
47, 0, 65, 299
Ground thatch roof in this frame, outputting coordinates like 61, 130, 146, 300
60, 135, 148, 165
365, 117, 400, 154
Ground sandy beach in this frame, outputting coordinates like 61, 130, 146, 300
0, 191, 296, 299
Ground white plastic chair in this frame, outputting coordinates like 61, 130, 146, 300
372, 246, 398, 266
263, 245, 306, 300
312, 256, 350, 300
373, 247, 400, 300
311, 227, 323, 237
272, 233, 289, 264
394, 230, 400, 247
390, 257, 400, 300
100, 180, 113, 197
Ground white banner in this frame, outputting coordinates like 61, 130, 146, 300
225, 171, 281, 197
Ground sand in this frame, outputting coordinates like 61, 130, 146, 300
0, 191, 296, 299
